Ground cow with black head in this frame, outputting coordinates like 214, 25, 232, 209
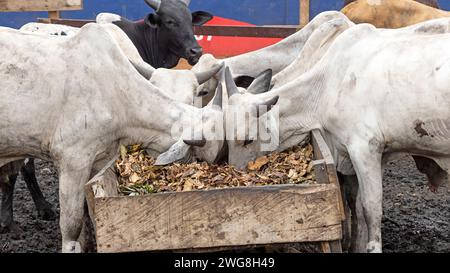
108, 0, 212, 68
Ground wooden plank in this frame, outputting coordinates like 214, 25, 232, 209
312, 159, 328, 184
327, 163, 346, 221
85, 158, 119, 230
311, 130, 334, 166
48, 10, 60, 20
38, 18, 299, 38
0, 0, 82, 12
320, 240, 342, 253
94, 184, 342, 253
320, 242, 331, 253
86, 159, 119, 199
300, 0, 310, 27
38, 18, 51, 24
38, 18, 94, 27
193, 25, 299, 38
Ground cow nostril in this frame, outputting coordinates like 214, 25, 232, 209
190, 48, 202, 55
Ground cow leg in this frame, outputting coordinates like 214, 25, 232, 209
347, 142, 383, 253
337, 173, 351, 252
354, 189, 369, 252
58, 162, 91, 253
337, 172, 352, 252
21, 159, 56, 220
343, 174, 368, 253
0, 173, 21, 234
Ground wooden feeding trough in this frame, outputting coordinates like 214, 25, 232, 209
84, 129, 345, 253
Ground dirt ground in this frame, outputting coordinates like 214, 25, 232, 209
0, 156, 449, 253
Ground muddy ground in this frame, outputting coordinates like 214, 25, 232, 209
0, 156, 449, 253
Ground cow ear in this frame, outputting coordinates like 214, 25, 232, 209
234, 75, 255, 89
197, 90, 209, 97
191, 11, 213, 26
247, 69, 273, 94
154, 139, 191, 166
145, 13, 160, 28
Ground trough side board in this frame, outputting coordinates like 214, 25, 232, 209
94, 184, 342, 253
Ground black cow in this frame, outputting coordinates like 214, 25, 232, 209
343, 0, 440, 9
113, 0, 213, 68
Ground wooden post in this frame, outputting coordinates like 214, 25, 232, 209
321, 241, 343, 253
299, 0, 310, 27
48, 10, 60, 20
312, 130, 345, 253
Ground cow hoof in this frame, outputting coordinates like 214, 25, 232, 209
37, 203, 56, 221
367, 241, 382, 253
63, 241, 82, 253
0, 222, 23, 237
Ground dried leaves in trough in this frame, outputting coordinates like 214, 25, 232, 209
116, 144, 316, 196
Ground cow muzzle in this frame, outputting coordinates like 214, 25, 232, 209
187, 47, 203, 65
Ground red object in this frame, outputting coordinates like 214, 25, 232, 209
196, 16, 282, 58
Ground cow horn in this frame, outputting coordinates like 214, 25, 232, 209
144, 0, 161, 11
212, 82, 223, 109
179, 0, 192, 6
195, 63, 224, 85
130, 60, 155, 80
247, 69, 273, 94
225, 67, 239, 97
183, 138, 206, 147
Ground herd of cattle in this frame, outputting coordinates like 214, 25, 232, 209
0, 0, 449, 253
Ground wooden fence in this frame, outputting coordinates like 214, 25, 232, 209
2, 0, 310, 30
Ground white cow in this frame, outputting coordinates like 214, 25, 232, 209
0, 22, 221, 234
212, 17, 450, 252
0, 23, 224, 252
220, 16, 450, 252
20, 22, 79, 36
20, 22, 222, 105
191, 11, 352, 104
193, 11, 450, 104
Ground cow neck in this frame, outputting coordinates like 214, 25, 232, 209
224, 12, 340, 77
133, 22, 179, 69
119, 77, 198, 150
263, 69, 324, 140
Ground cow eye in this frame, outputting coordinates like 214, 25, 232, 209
244, 139, 254, 146
166, 20, 176, 26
